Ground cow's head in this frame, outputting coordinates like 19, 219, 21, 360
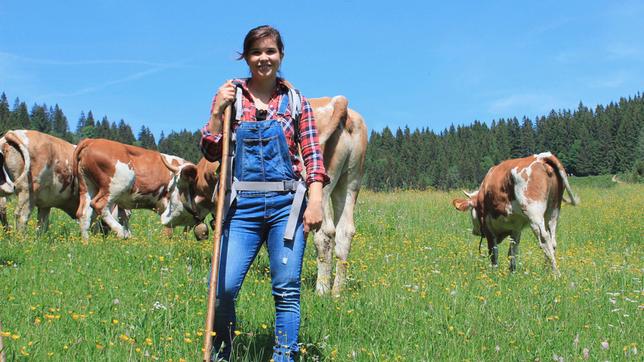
0, 149, 15, 196
161, 164, 207, 227
452, 190, 481, 236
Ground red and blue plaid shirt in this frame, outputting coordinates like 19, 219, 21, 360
200, 78, 329, 186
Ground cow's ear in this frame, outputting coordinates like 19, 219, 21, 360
180, 164, 197, 182
452, 199, 471, 212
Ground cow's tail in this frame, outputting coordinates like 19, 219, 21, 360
72, 139, 91, 218
541, 153, 580, 206
3, 131, 31, 187
318, 95, 349, 144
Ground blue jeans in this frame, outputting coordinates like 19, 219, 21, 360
213, 190, 306, 362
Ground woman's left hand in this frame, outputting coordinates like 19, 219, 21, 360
303, 182, 324, 234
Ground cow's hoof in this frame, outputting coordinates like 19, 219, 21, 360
315, 283, 331, 296
117, 230, 131, 239
193, 223, 209, 240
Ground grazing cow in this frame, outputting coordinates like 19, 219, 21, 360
0, 130, 78, 231
73, 138, 191, 239
160, 95, 367, 295
452, 152, 579, 275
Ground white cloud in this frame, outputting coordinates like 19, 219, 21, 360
0, 51, 176, 67
37, 66, 170, 98
585, 72, 628, 89
489, 93, 559, 115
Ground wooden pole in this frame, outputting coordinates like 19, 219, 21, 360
202, 105, 233, 361
0, 320, 6, 362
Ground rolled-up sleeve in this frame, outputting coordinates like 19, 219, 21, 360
199, 93, 223, 161
299, 96, 330, 186
200, 124, 222, 162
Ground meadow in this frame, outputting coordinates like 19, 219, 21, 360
0, 176, 641, 361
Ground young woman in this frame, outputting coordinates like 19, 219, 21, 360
200, 25, 328, 361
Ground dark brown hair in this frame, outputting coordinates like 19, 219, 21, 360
237, 25, 284, 60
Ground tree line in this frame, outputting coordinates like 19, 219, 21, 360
1, 91, 642, 191
0, 93, 203, 163
365, 93, 643, 190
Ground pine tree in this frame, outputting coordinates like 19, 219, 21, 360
76, 111, 87, 134
0, 93, 9, 134
137, 126, 157, 150
116, 120, 136, 145
614, 104, 641, 172
51, 104, 70, 141
11, 100, 30, 130
79, 111, 97, 139
30, 104, 51, 133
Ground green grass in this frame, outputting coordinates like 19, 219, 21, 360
1, 180, 642, 361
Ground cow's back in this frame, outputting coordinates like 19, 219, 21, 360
310, 97, 367, 183
3, 130, 78, 216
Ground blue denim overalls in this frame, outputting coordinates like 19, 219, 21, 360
212, 90, 306, 362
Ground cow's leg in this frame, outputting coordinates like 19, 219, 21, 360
314, 185, 335, 295
331, 177, 358, 296
487, 235, 499, 267
96, 197, 130, 239
37, 207, 51, 233
78, 190, 94, 240
547, 207, 560, 251
530, 219, 559, 276
115, 206, 131, 236
508, 231, 521, 272
77, 174, 95, 240
0, 197, 8, 230
14, 190, 33, 232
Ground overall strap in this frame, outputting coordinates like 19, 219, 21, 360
234, 86, 244, 122
287, 88, 302, 142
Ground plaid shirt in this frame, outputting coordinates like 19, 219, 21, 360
200, 78, 329, 186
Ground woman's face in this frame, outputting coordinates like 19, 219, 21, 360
245, 36, 282, 82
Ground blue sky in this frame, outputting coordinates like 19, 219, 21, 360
1, 0, 643, 139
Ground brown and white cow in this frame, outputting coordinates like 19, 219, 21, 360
0, 130, 78, 231
452, 152, 579, 275
160, 95, 367, 295
73, 138, 192, 239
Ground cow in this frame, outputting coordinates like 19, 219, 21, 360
160, 95, 368, 295
0, 130, 78, 231
73, 138, 192, 240
452, 152, 579, 275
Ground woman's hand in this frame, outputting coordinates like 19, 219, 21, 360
215, 80, 236, 116
208, 80, 236, 134
303, 182, 324, 234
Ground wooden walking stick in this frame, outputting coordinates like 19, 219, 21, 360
0, 320, 6, 362
202, 105, 233, 361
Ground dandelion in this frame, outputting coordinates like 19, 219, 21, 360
234, 330, 241, 336
112, 319, 119, 325
261, 324, 268, 329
